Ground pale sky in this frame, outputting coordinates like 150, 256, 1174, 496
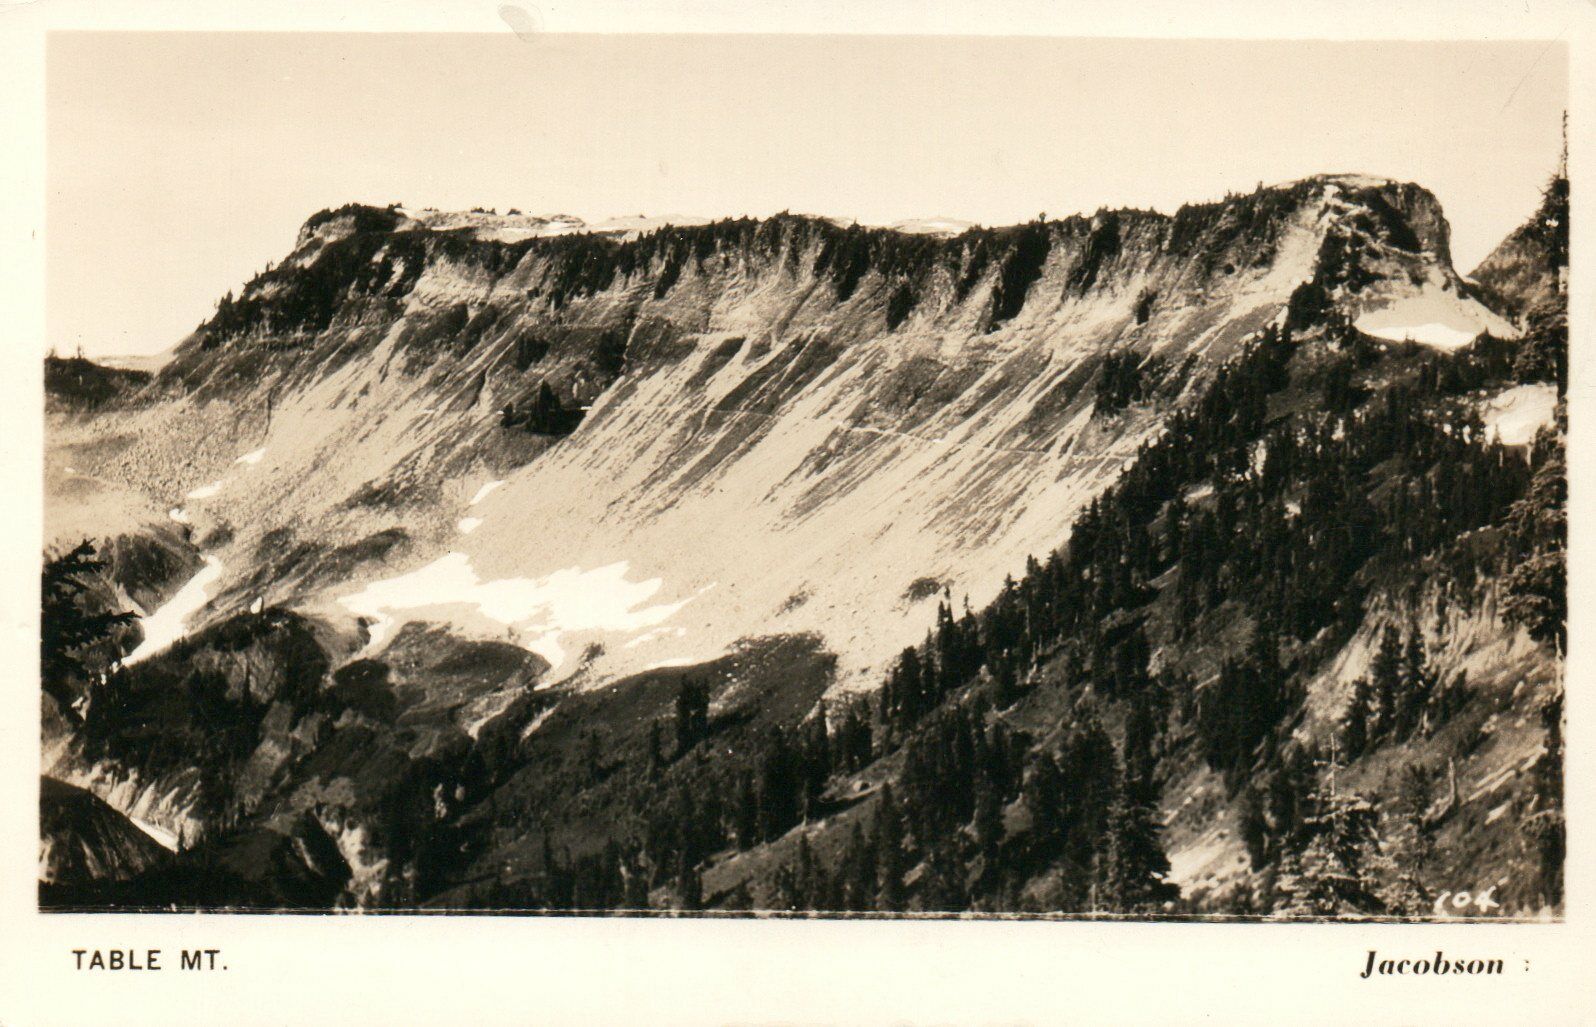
48, 33, 1566, 358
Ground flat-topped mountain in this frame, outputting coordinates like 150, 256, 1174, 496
43, 172, 1562, 918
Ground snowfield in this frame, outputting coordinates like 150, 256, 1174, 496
336, 554, 698, 674
1353, 286, 1516, 351
1482, 383, 1557, 446
121, 556, 224, 665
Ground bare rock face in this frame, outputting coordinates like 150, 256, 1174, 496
38, 776, 171, 887
46, 175, 1554, 914
1469, 174, 1568, 320
57, 176, 1505, 691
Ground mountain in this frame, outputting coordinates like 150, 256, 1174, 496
1468, 171, 1568, 320
39, 776, 172, 904
42, 173, 1561, 916
56, 176, 1514, 685
45, 355, 152, 412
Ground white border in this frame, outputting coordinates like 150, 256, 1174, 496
2, 3, 1592, 1024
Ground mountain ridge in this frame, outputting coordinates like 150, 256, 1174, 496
41, 171, 1560, 916
77, 174, 1498, 691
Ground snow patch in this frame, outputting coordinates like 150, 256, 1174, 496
336, 554, 695, 673
644, 655, 717, 671
1362, 321, 1480, 349
185, 480, 224, 500
1353, 286, 1514, 351
519, 706, 557, 741
168, 507, 190, 525
457, 517, 484, 535
122, 556, 224, 665
587, 213, 712, 238
889, 217, 977, 237
469, 480, 506, 506
1481, 383, 1557, 446
234, 447, 267, 465
127, 814, 179, 852
624, 627, 672, 649
402, 208, 588, 243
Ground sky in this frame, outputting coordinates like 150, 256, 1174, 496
47, 33, 1566, 358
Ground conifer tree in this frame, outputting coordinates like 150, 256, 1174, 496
1340, 676, 1374, 759
675, 850, 703, 911
734, 771, 759, 850
1100, 766, 1178, 914
843, 821, 876, 911
674, 678, 710, 757
1273, 749, 1387, 918
873, 783, 907, 912
1237, 783, 1269, 868
1382, 760, 1436, 915
1394, 628, 1433, 740
1368, 625, 1403, 741
41, 540, 136, 718
1522, 688, 1565, 908
646, 720, 664, 779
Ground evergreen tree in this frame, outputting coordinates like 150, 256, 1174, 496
1368, 626, 1403, 742
1522, 688, 1565, 908
1099, 759, 1178, 914
756, 727, 801, 842
1394, 628, 1433, 740
920, 839, 967, 912
734, 771, 759, 850
1273, 751, 1387, 918
1504, 441, 1566, 652
799, 710, 831, 820
674, 678, 710, 757
646, 720, 664, 778
842, 821, 876, 910
41, 541, 136, 718
1340, 676, 1374, 759
873, 783, 907, 912
582, 727, 605, 784
1237, 783, 1269, 868
674, 850, 703, 911
1382, 760, 1436, 915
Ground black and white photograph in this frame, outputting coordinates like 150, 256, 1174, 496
32, 27, 1571, 926
9, 2, 1595, 1022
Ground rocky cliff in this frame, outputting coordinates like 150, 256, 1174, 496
43, 173, 1553, 915
51, 176, 1510, 687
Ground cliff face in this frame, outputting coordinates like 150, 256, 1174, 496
38, 777, 172, 889
1469, 174, 1568, 320
52, 176, 1507, 689
44, 174, 1549, 913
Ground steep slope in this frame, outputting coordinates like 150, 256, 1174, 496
1469, 172, 1568, 320
687, 308, 1563, 918
42, 174, 1543, 914
39, 776, 172, 899
49, 176, 1508, 690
